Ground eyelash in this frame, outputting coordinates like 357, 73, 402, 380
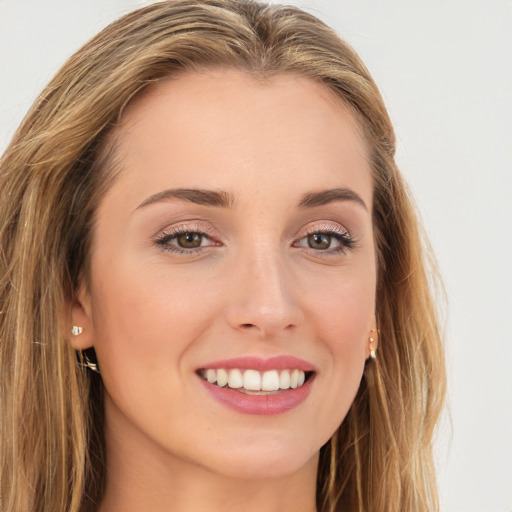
154, 224, 356, 256
293, 225, 356, 256
155, 224, 219, 254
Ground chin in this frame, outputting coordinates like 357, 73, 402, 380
195, 436, 320, 481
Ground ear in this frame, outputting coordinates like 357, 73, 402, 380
68, 280, 95, 351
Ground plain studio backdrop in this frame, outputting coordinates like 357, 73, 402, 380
1, 1, 511, 511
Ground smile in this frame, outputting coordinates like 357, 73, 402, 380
196, 356, 316, 414
197, 368, 312, 394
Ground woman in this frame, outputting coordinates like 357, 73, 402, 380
0, 1, 445, 511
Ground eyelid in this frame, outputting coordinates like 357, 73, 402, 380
293, 221, 356, 254
297, 221, 352, 238
153, 219, 356, 256
154, 222, 221, 252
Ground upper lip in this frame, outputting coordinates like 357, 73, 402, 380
198, 355, 316, 372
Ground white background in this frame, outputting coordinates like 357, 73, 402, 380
1, 1, 511, 511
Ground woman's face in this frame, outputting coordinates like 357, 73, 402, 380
73, 69, 376, 480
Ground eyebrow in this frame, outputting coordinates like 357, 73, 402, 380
297, 188, 367, 210
136, 188, 235, 210
135, 186, 367, 211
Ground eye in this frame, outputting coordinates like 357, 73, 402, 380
294, 226, 355, 254
155, 226, 219, 254
306, 233, 335, 250
176, 232, 204, 249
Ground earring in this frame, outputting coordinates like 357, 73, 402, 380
82, 352, 100, 373
79, 350, 100, 374
71, 325, 83, 336
72, 327, 100, 374
369, 329, 378, 359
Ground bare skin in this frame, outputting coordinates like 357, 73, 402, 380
71, 69, 376, 512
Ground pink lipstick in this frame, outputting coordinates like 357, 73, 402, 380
196, 355, 316, 415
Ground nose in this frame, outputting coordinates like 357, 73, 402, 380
224, 246, 303, 338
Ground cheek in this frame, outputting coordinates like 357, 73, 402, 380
319, 283, 373, 379
88, 264, 219, 397
302, 269, 375, 432
87, 266, 230, 455
305, 262, 376, 349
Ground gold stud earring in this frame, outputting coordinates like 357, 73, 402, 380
369, 329, 378, 360
369, 340, 376, 359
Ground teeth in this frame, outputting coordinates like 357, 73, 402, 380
279, 370, 291, 389
216, 368, 228, 387
290, 369, 299, 388
201, 368, 308, 392
243, 369, 261, 391
228, 369, 243, 389
261, 370, 280, 391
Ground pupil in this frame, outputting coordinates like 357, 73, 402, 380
308, 233, 330, 250
178, 232, 201, 248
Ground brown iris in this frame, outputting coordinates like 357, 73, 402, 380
307, 233, 331, 250
177, 232, 202, 248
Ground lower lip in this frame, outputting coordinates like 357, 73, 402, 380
198, 376, 314, 415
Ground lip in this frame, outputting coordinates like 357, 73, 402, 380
199, 355, 316, 372
198, 375, 314, 415
196, 356, 316, 415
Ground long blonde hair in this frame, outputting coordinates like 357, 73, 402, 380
0, 1, 445, 511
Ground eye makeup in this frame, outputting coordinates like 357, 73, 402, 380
153, 219, 356, 258
154, 223, 221, 255
295, 227, 355, 254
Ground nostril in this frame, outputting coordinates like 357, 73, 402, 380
241, 323, 255, 329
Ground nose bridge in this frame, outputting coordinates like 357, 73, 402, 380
226, 238, 302, 337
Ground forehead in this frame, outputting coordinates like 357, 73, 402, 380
117, 68, 367, 148
106, 68, 372, 207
